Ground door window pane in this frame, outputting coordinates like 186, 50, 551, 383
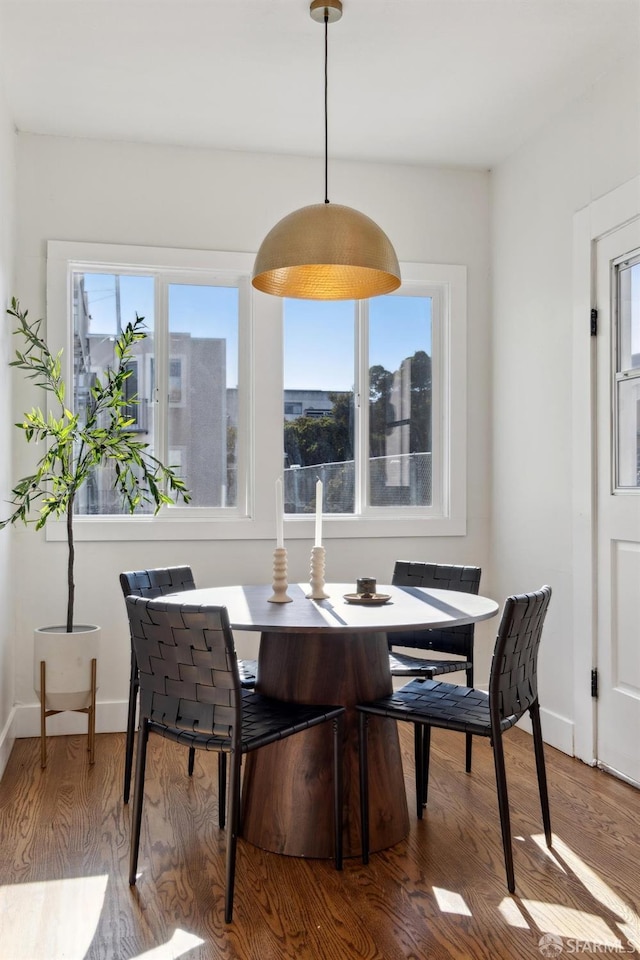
618, 259, 640, 371
283, 300, 355, 514
616, 255, 640, 489
168, 283, 239, 508
617, 379, 640, 488
369, 295, 433, 507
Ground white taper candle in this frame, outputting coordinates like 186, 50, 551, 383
314, 479, 323, 547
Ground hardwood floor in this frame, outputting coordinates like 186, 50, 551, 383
0, 725, 638, 960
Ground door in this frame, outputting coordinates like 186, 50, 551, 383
595, 219, 640, 785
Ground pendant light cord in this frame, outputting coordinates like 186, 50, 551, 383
324, 11, 329, 204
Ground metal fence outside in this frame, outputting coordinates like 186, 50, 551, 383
76, 451, 432, 515
284, 452, 432, 513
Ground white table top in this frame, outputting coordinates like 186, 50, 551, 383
165, 583, 500, 635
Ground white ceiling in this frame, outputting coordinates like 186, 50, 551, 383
1, 0, 639, 169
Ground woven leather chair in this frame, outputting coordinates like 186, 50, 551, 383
126, 596, 345, 923
119, 566, 257, 804
388, 561, 481, 776
359, 585, 552, 893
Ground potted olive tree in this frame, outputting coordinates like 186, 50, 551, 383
1, 298, 190, 760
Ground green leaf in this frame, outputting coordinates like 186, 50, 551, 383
2, 298, 190, 626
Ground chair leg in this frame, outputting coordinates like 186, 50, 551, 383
492, 730, 515, 893
422, 725, 432, 806
218, 752, 227, 829
129, 718, 150, 886
123, 651, 139, 803
414, 723, 424, 818
465, 733, 473, 774
333, 715, 344, 871
225, 750, 242, 923
188, 747, 196, 777
358, 712, 370, 864
530, 702, 552, 847
465, 663, 474, 773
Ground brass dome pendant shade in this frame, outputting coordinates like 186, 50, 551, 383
251, 0, 401, 301
252, 202, 401, 300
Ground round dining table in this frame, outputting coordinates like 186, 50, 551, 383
167, 581, 500, 859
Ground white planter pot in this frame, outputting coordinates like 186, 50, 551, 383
34, 625, 101, 712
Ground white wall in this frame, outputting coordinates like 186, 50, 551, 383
491, 52, 640, 755
0, 27, 16, 774
11, 136, 493, 737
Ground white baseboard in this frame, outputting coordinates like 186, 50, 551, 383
517, 706, 574, 757
13, 700, 128, 739
0, 707, 17, 780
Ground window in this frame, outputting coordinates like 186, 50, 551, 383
615, 251, 640, 489
282, 282, 454, 523
71, 271, 241, 514
47, 242, 465, 540
284, 300, 355, 514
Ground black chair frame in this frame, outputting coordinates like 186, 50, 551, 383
389, 561, 481, 776
119, 566, 257, 805
126, 596, 345, 923
360, 585, 552, 893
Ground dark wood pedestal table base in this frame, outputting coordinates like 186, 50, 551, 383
166, 582, 499, 860
243, 628, 405, 858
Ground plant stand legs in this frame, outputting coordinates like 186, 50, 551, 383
39, 658, 98, 769
87, 658, 97, 764
40, 660, 47, 769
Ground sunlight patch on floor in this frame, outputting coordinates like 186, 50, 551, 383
521, 899, 626, 948
498, 897, 530, 929
0, 875, 108, 960
432, 887, 472, 916
131, 929, 205, 959
531, 833, 640, 948
528, 834, 567, 874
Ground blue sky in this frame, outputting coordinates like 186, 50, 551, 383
285, 295, 432, 391
81, 273, 155, 334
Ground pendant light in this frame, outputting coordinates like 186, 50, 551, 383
251, 0, 401, 301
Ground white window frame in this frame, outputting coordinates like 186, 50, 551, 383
46, 241, 466, 541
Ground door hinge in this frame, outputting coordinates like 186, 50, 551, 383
590, 308, 598, 336
591, 668, 599, 699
